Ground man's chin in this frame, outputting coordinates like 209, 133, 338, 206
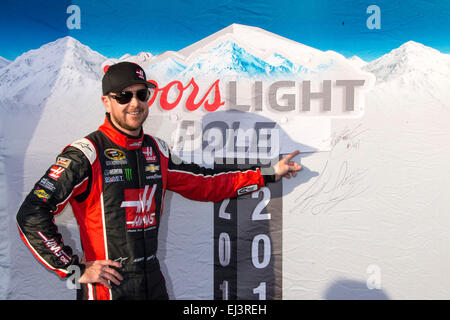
113, 120, 142, 135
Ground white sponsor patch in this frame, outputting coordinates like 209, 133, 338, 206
237, 184, 258, 196
104, 168, 123, 175
38, 177, 56, 192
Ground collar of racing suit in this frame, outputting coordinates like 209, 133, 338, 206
98, 113, 144, 150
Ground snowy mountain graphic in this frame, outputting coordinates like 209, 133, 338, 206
0, 36, 105, 110
104, 24, 347, 82
107, 39, 322, 82
0, 56, 10, 69
347, 56, 367, 69
1, 24, 448, 108
364, 41, 450, 86
360, 41, 450, 104
176, 40, 307, 79
147, 57, 187, 80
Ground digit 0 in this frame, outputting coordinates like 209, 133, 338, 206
218, 232, 231, 267
252, 234, 271, 269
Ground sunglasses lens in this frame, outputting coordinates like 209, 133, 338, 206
115, 91, 133, 104
136, 89, 150, 102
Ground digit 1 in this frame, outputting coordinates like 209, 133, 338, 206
253, 282, 266, 300
219, 280, 229, 300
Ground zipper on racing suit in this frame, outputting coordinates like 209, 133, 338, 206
135, 148, 149, 299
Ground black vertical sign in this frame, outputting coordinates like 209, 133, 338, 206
213, 195, 238, 300
214, 158, 282, 300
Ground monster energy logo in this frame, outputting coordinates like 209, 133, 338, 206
125, 168, 132, 181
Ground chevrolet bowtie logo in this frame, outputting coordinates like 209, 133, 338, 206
145, 164, 160, 173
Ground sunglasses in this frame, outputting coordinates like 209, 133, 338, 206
108, 89, 151, 104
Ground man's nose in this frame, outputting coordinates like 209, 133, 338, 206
129, 95, 139, 107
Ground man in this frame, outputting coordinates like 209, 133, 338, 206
16, 62, 302, 300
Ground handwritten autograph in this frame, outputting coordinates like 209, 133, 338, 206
330, 124, 368, 150
291, 121, 370, 216
291, 160, 369, 215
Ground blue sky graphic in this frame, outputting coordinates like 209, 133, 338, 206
0, 0, 449, 61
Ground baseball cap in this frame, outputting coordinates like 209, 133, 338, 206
102, 62, 156, 95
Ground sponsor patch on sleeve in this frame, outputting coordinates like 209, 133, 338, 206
37, 231, 72, 265
55, 156, 72, 168
34, 187, 51, 202
237, 184, 258, 196
153, 137, 169, 158
48, 165, 65, 181
70, 138, 97, 164
38, 177, 56, 192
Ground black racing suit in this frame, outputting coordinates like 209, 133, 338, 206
16, 114, 275, 300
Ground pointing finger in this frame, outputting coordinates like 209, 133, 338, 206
284, 150, 300, 161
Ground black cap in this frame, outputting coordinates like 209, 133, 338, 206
102, 61, 156, 95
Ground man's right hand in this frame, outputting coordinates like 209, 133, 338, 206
79, 260, 123, 289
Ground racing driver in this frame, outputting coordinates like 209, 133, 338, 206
16, 62, 302, 300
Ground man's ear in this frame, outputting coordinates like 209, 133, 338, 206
101, 95, 111, 113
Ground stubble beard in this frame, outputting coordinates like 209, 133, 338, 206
111, 107, 148, 135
